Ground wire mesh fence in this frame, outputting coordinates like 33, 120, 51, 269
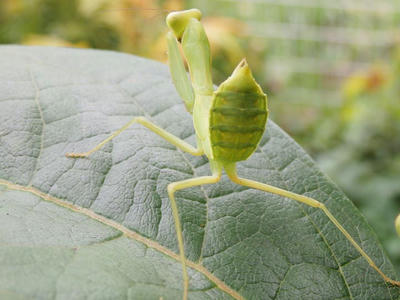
188, 0, 400, 106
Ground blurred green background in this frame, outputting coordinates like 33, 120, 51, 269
1, 0, 399, 272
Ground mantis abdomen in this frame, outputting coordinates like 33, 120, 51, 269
210, 59, 268, 162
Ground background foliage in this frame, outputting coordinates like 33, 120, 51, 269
0, 0, 399, 273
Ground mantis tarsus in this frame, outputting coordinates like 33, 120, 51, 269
66, 8, 400, 300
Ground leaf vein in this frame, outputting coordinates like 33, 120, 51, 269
255, 141, 355, 299
28, 67, 45, 187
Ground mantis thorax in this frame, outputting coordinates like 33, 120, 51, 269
167, 10, 268, 165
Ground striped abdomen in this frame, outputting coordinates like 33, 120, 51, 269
210, 90, 268, 162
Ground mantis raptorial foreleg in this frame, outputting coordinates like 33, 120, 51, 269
167, 172, 222, 299
224, 163, 400, 287
65, 116, 203, 158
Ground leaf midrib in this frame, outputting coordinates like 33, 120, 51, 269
0, 179, 244, 300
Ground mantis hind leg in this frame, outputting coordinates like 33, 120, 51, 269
224, 163, 400, 287
66, 116, 203, 158
168, 171, 222, 300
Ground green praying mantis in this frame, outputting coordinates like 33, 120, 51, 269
66, 8, 400, 300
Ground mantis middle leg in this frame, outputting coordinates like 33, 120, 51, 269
168, 171, 222, 300
224, 163, 400, 287
66, 116, 203, 158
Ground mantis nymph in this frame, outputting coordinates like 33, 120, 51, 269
66, 9, 400, 300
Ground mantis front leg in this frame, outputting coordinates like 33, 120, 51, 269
224, 163, 400, 287
168, 172, 222, 300
66, 116, 203, 158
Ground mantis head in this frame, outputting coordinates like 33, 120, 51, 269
166, 9, 202, 41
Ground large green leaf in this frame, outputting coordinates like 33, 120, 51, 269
0, 46, 398, 300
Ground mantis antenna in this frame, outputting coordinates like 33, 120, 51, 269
66, 8, 400, 300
